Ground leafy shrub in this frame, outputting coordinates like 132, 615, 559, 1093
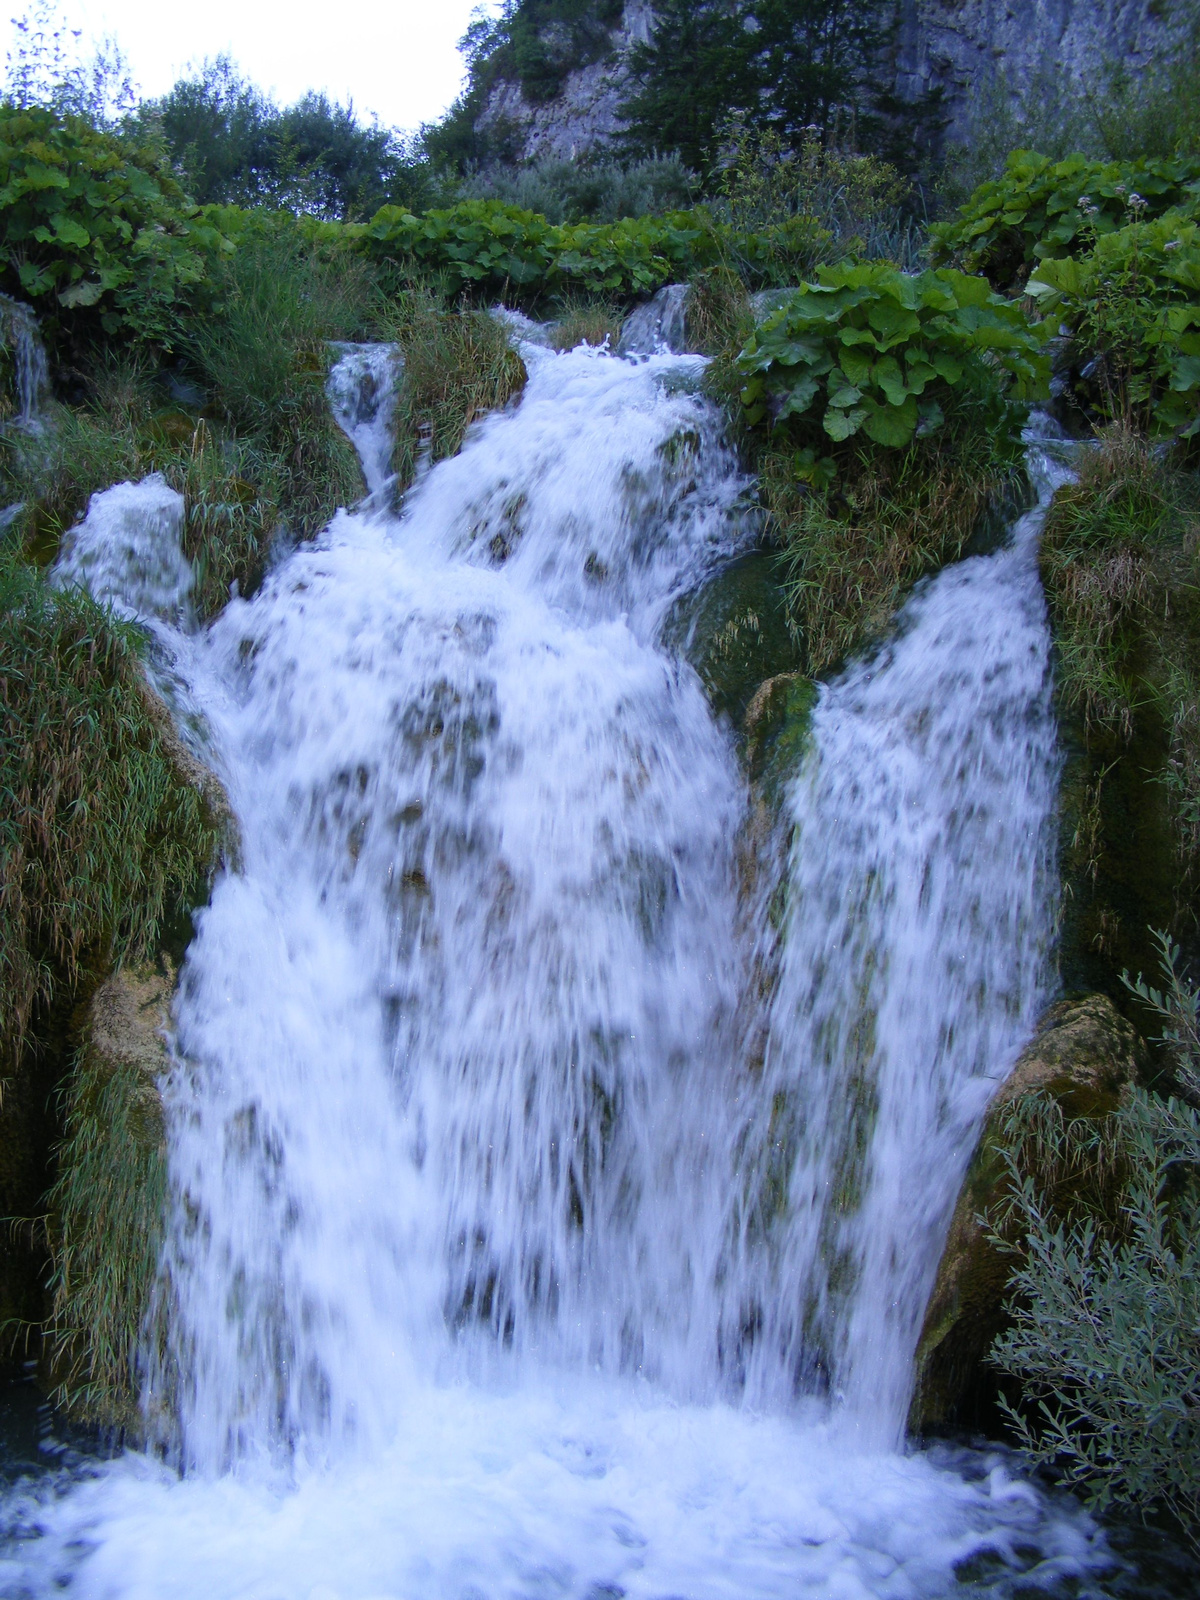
183, 216, 371, 536
0, 104, 228, 345
990, 934, 1200, 1539
364, 198, 725, 301
735, 261, 1049, 453
1027, 213, 1200, 440
931, 151, 1200, 290
0, 550, 219, 1075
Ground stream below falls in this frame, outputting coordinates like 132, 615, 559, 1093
0, 335, 1180, 1598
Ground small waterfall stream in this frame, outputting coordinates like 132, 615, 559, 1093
5, 342, 1112, 1597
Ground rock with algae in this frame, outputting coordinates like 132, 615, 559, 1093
910, 993, 1146, 1433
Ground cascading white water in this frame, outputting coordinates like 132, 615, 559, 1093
728, 423, 1073, 1447
0, 292, 50, 432
5, 348, 1113, 1597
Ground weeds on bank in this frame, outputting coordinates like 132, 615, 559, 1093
0, 551, 219, 1076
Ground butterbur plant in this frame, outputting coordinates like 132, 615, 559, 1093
1026, 212, 1200, 440
735, 262, 1050, 457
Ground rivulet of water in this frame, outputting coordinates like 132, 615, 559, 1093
0, 292, 50, 432
3, 346, 1119, 1597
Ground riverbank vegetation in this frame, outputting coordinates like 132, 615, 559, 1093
0, 0, 1199, 1540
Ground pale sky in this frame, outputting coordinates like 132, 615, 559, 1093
12, 0, 494, 131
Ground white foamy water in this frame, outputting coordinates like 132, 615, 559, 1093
4, 354, 1113, 1596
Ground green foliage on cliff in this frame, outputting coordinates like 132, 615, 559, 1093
991, 936, 1200, 1540
0, 552, 219, 1076
0, 103, 229, 346
930, 150, 1200, 290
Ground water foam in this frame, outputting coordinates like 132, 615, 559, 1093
1, 350, 1113, 1596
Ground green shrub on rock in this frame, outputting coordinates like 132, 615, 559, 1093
930, 150, 1200, 290
0, 104, 229, 346
0, 550, 220, 1076
735, 262, 1049, 455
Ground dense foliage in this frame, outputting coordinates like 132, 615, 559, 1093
0, 103, 226, 344
136, 58, 433, 221
736, 263, 1049, 453
619, 0, 907, 171
1027, 214, 1200, 440
931, 150, 1200, 290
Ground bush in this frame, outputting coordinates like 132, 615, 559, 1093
0, 103, 228, 346
735, 261, 1049, 454
0, 550, 219, 1075
990, 934, 1200, 1541
457, 156, 697, 224
1027, 212, 1200, 440
183, 216, 372, 536
930, 151, 1200, 291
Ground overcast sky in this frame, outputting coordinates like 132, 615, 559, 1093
10, 0, 493, 130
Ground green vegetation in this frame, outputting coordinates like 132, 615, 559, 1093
135, 56, 435, 221
44, 969, 169, 1423
736, 263, 1048, 451
380, 293, 529, 487
721, 261, 1046, 674
990, 935, 1200, 1541
0, 103, 227, 348
0, 551, 219, 1077
930, 151, 1200, 291
1027, 215, 1200, 440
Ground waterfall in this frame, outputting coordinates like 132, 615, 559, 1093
6, 347, 1111, 1597
0, 292, 50, 432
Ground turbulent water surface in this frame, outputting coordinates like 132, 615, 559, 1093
0, 338, 1134, 1598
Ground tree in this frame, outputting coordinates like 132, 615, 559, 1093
137, 59, 434, 220
619, 0, 906, 171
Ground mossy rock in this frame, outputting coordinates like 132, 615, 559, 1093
910, 993, 1146, 1434
744, 671, 818, 803
665, 550, 799, 731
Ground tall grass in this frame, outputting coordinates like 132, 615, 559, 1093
43, 968, 170, 1426
379, 293, 528, 488
0, 551, 220, 1077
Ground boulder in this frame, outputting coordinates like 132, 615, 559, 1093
910, 993, 1146, 1433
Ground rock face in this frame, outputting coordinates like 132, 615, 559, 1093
478, 0, 653, 163
477, 0, 1178, 165
894, 0, 1179, 148
910, 992, 1146, 1433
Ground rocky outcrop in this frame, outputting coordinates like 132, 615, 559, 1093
910, 992, 1146, 1432
477, 0, 1179, 166
478, 0, 653, 163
